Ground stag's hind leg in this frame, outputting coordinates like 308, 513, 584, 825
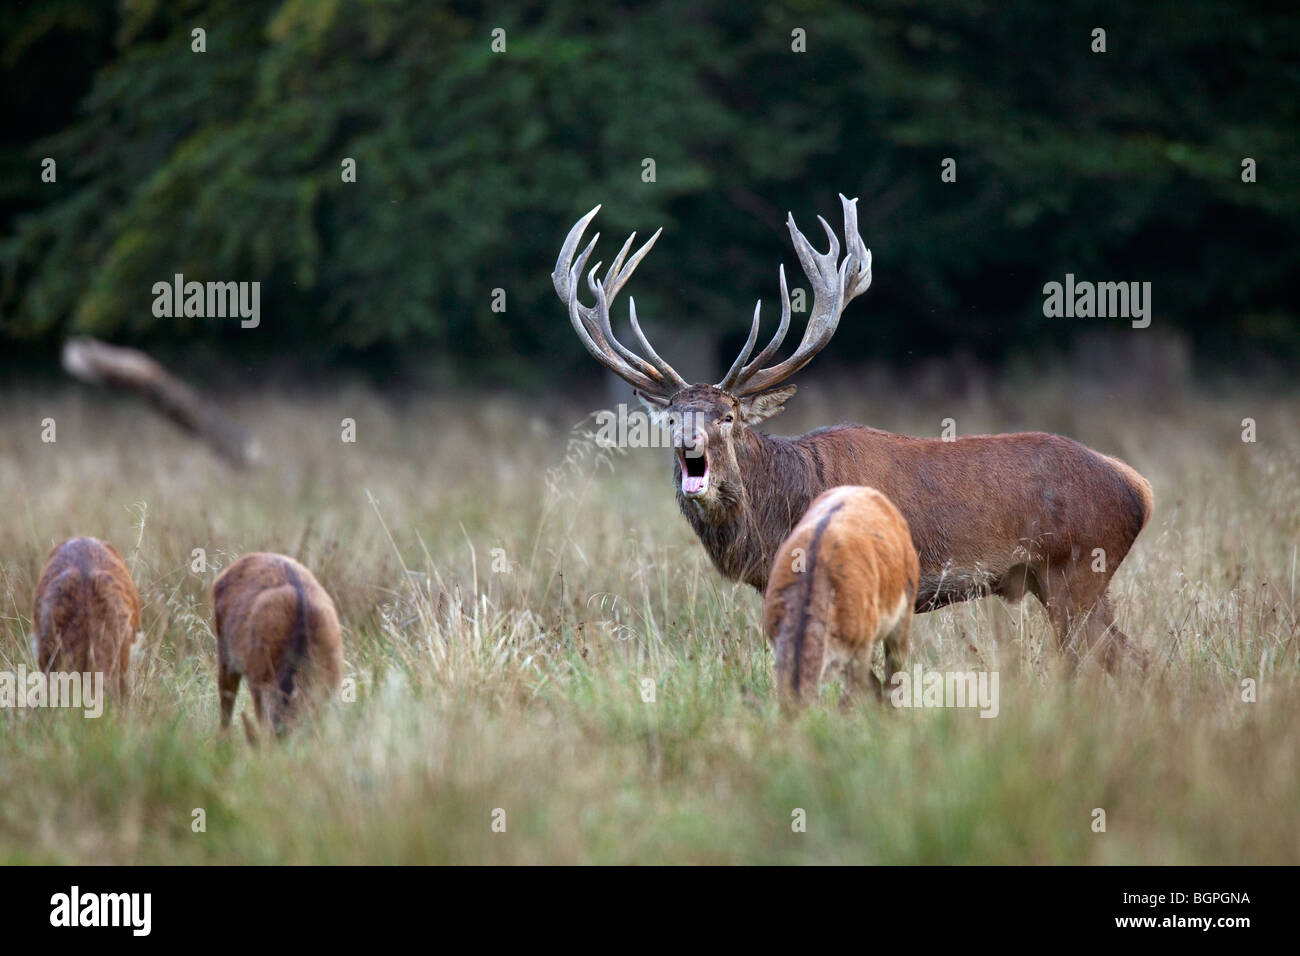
1076, 592, 1148, 676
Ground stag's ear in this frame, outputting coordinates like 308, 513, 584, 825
739, 385, 797, 425
635, 389, 673, 429
633, 388, 670, 411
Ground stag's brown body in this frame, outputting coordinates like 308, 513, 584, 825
212, 553, 343, 736
765, 486, 919, 705
33, 537, 141, 696
683, 419, 1152, 604
672, 392, 1152, 672
553, 194, 1153, 673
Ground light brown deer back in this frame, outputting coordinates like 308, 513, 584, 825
33, 537, 141, 698
212, 553, 343, 737
764, 486, 919, 707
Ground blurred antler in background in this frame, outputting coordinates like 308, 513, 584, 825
61, 337, 261, 468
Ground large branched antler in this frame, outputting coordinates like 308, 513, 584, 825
552, 206, 689, 400
718, 194, 872, 396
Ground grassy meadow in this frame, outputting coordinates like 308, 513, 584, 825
1, 366, 1297, 864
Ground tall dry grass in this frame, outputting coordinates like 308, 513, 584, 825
0, 367, 1296, 863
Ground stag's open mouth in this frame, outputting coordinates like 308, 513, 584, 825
679, 447, 709, 496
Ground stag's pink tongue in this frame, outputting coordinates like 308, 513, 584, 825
682, 475, 706, 495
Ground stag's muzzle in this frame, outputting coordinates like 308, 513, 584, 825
675, 422, 709, 497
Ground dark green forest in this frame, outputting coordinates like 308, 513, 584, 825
1, 0, 1297, 386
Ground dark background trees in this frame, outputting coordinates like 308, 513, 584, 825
2, 0, 1297, 387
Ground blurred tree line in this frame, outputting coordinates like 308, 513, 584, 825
1, 0, 1297, 386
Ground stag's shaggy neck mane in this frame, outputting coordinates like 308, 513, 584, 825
676, 426, 832, 590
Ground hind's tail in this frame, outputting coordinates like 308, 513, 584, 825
272, 564, 309, 736
246, 567, 308, 736
772, 579, 830, 707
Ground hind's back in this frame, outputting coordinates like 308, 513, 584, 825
818, 487, 919, 638
34, 537, 140, 679
763, 487, 919, 706
213, 552, 296, 627
212, 552, 342, 685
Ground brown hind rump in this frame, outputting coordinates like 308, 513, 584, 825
39, 571, 135, 697
273, 608, 340, 735
244, 584, 309, 736
92, 570, 137, 696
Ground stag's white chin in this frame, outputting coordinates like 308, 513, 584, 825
679, 449, 710, 497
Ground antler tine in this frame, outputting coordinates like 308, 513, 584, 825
588, 267, 665, 383
554, 211, 607, 345
565, 263, 660, 394
552, 207, 687, 398
789, 213, 844, 311
604, 228, 659, 302
567, 229, 607, 345
717, 301, 762, 391
559, 221, 660, 391
839, 193, 873, 298
629, 298, 690, 391
606, 232, 637, 288
553, 205, 601, 305
586, 229, 661, 303
725, 194, 873, 397
561, 260, 655, 390
736, 263, 792, 378
588, 228, 689, 390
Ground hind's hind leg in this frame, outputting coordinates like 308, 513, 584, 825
842, 640, 884, 707
882, 617, 911, 697
116, 635, 133, 700
218, 662, 242, 730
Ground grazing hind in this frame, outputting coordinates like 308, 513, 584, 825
764, 487, 918, 707
212, 553, 344, 738
33, 537, 141, 698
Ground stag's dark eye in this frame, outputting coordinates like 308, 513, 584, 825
722, 414, 733, 424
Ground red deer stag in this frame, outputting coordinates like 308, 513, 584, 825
33, 537, 141, 697
213, 553, 344, 738
552, 195, 1153, 673
765, 486, 919, 707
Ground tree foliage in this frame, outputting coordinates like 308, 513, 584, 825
2, 0, 1297, 380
